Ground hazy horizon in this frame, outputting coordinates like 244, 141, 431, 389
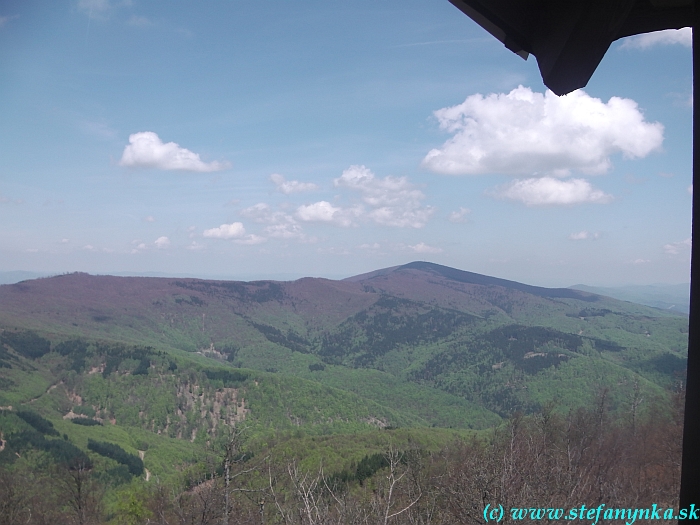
0, 266, 690, 289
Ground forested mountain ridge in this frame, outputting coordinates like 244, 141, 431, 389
0, 262, 687, 522
0, 261, 687, 424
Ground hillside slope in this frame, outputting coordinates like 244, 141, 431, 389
0, 262, 687, 426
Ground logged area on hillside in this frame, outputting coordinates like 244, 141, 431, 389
0, 263, 688, 523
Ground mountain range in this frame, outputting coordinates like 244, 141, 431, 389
0, 260, 687, 432
570, 282, 690, 314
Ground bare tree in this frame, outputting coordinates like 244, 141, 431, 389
270, 460, 329, 525
0, 468, 32, 525
366, 445, 422, 525
172, 478, 223, 525
56, 458, 103, 525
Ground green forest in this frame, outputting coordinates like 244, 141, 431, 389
0, 264, 688, 524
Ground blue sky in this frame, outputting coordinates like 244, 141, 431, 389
0, 0, 693, 286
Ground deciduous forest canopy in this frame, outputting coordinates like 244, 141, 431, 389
0, 262, 687, 523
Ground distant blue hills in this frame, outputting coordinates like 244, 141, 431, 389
570, 283, 690, 314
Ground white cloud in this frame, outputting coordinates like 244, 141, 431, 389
296, 201, 359, 227
265, 222, 306, 239
620, 28, 691, 50
296, 201, 340, 222
492, 177, 613, 206
569, 231, 589, 241
359, 243, 381, 250
119, 132, 229, 172
144, 215, 155, 223
271, 173, 318, 194
244, 166, 436, 235
632, 259, 650, 265
203, 222, 246, 239
664, 238, 691, 255
130, 241, 147, 254
569, 230, 600, 241
242, 203, 306, 239
334, 165, 434, 228
448, 207, 471, 223
422, 86, 663, 176
154, 236, 170, 248
240, 203, 274, 222
408, 242, 443, 254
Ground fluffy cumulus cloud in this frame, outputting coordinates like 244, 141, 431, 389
271, 173, 318, 194
203, 222, 246, 239
202, 221, 266, 245
620, 28, 691, 50
422, 86, 663, 176
119, 132, 229, 172
241, 203, 307, 240
154, 236, 170, 248
492, 177, 613, 206
296, 201, 358, 227
238, 166, 435, 241
297, 202, 339, 222
334, 165, 434, 228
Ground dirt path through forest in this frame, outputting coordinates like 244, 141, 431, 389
138, 450, 151, 481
